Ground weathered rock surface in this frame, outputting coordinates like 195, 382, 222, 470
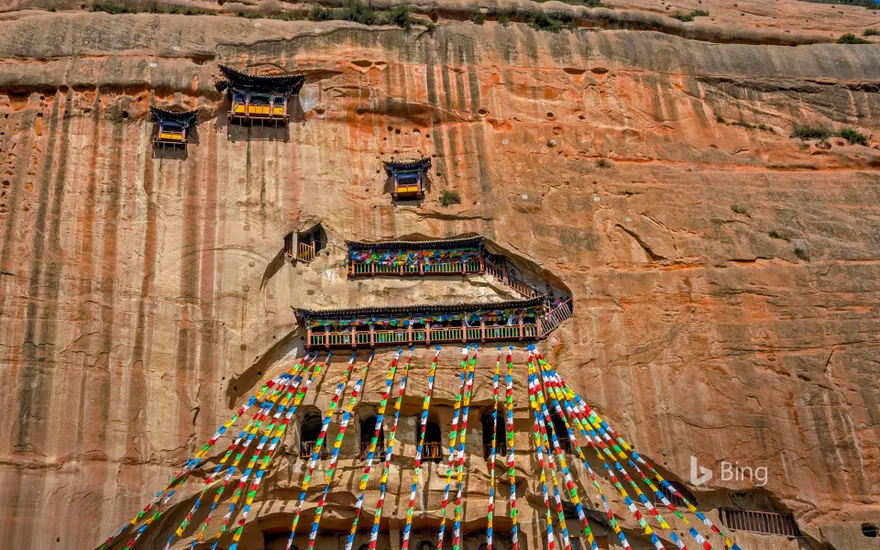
0, 4, 878, 550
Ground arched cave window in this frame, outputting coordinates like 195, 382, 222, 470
417, 542, 435, 550
359, 416, 384, 459
549, 411, 571, 453
864, 523, 878, 538
300, 410, 325, 459
481, 409, 508, 460
423, 420, 443, 463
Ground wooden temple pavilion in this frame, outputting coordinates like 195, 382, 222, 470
216, 65, 305, 124
150, 106, 197, 147
347, 236, 485, 277
297, 297, 552, 350
384, 157, 431, 200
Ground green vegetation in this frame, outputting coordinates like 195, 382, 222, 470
799, 0, 880, 9
389, 4, 414, 29
791, 123, 832, 140
595, 158, 612, 168
730, 204, 749, 216
791, 123, 869, 145
716, 116, 773, 132
471, 13, 485, 25
440, 190, 461, 206
309, 5, 333, 21
670, 9, 709, 22
793, 244, 810, 261
837, 32, 871, 43
93, 2, 213, 15
838, 127, 868, 145
864, 28, 880, 35
499, 15, 511, 27
92, 2, 137, 14
339, 0, 379, 24
530, 11, 565, 32
536, 0, 605, 5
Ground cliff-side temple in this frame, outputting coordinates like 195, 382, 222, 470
216, 65, 305, 125
2, 5, 878, 550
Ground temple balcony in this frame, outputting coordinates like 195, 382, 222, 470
216, 64, 304, 125
296, 297, 572, 350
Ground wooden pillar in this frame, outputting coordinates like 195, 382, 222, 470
518, 315, 524, 341
426, 325, 431, 346
371, 262, 375, 276
461, 319, 467, 343
325, 326, 331, 351
419, 259, 425, 276
479, 255, 484, 274
407, 323, 413, 346
306, 327, 312, 350
480, 318, 486, 343
350, 262, 355, 277
351, 325, 357, 349
370, 324, 375, 349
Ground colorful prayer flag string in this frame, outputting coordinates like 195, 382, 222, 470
305, 352, 376, 550
366, 348, 413, 549
101, 351, 306, 550
486, 348, 501, 550
343, 349, 403, 550
504, 348, 520, 550
536, 356, 733, 550
451, 347, 479, 550
163, 354, 313, 549
207, 353, 329, 549
527, 357, 599, 550
281, 353, 359, 550
401, 347, 441, 550
434, 348, 470, 550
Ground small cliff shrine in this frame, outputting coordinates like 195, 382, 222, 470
384, 157, 431, 201
150, 107, 198, 148
216, 64, 305, 124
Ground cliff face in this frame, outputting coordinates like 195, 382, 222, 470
0, 4, 879, 550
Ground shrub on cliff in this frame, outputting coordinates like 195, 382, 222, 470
530, 12, 564, 32
865, 28, 880, 36
838, 128, 868, 145
837, 33, 870, 44
791, 124, 832, 140
389, 4, 414, 29
440, 190, 461, 206
309, 5, 333, 21
471, 13, 485, 25
340, 0, 378, 25
670, 10, 709, 22
92, 2, 136, 14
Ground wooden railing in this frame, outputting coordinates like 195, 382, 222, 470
540, 299, 573, 334
422, 442, 443, 462
350, 259, 482, 277
719, 509, 801, 538
359, 441, 385, 460
299, 440, 327, 460
483, 258, 542, 299
307, 322, 540, 349
297, 242, 316, 263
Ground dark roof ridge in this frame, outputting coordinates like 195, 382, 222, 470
216, 64, 305, 95
346, 235, 483, 251
150, 106, 198, 125
295, 296, 544, 320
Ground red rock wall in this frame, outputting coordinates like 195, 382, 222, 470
0, 8, 878, 550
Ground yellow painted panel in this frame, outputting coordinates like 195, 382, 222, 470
234, 105, 245, 113
273, 107, 285, 115
160, 133, 183, 140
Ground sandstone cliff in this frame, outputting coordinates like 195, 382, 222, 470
0, 2, 878, 549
